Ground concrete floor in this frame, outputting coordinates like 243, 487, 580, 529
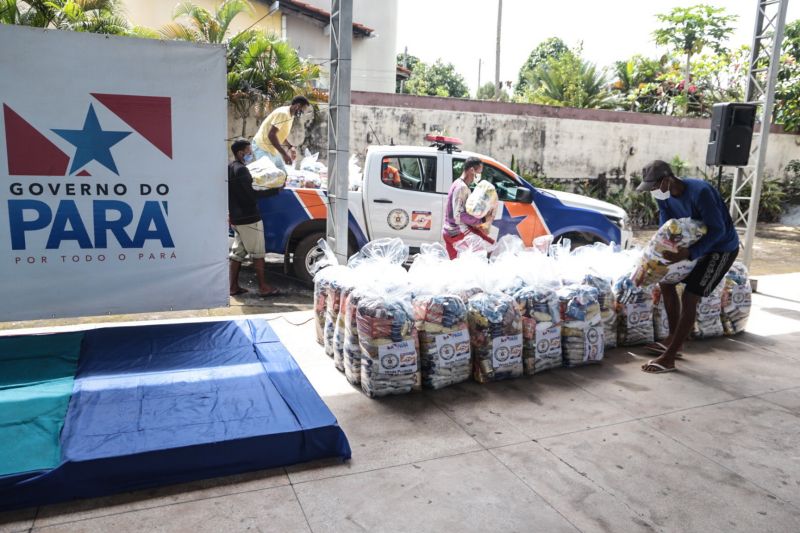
2, 277, 800, 532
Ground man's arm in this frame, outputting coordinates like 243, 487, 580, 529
452, 187, 481, 226
268, 125, 292, 164
688, 187, 725, 260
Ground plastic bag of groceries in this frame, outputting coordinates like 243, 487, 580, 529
356, 292, 420, 398
312, 239, 340, 345
343, 286, 367, 385
329, 271, 357, 371
248, 155, 287, 189
693, 282, 724, 339
630, 218, 707, 287
583, 274, 618, 349
614, 277, 655, 346
407, 243, 472, 389
513, 285, 562, 374
652, 285, 671, 341
465, 180, 498, 219
301, 149, 327, 174
467, 292, 523, 382
721, 262, 751, 336
557, 285, 604, 367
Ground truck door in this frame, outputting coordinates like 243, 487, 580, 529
365, 154, 444, 246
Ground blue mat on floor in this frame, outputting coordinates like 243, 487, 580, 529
0, 319, 350, 510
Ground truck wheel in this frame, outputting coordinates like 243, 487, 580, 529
292, 232, 326, 285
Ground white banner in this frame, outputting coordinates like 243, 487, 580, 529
0, 26, 229, 321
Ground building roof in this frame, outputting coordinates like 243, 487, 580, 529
269, 0, 375, 37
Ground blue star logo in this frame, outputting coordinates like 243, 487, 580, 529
492, 205, 526, 239
52, 104, 131, 175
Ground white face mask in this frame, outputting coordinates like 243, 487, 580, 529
651, 187, 671, 201
474, 173, 482, 182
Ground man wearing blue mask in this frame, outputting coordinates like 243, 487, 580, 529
228, 138, 280, 297
636, 160, 739, 374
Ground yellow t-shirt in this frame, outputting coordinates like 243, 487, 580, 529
254, 106, 293, 155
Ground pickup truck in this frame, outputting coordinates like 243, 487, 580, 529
257, 136, 632, 284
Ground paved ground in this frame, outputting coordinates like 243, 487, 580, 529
2, 271, 800, 532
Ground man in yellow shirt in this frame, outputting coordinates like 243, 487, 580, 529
251, 95, 310, 173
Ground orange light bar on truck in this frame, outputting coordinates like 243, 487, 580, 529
424, 134, 463, 145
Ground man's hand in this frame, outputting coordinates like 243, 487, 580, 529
662, 248, 690, 263
282, 152, 292, 165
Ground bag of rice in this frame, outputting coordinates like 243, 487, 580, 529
630, 218, 707, 287
513, 286, 562, 374
467, 292, 523, 383
721, 262, 752, 335
557, 285, 604, 367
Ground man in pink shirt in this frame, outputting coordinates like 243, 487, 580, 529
442, 157, 493, 259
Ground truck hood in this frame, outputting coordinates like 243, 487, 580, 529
539, 189, 627, 220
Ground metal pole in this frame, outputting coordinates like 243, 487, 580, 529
477, 58, 482, 96
327, 0, 352, 265
494, 0, 502, 100
730, 0, 788, 268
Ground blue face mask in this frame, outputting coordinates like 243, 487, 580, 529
243, 153, 254, 164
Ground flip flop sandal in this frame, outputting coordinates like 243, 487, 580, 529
258, 289, 282, 298
642, 361, 676, 374
230, 288, 248, 296
643, 342, 683, 358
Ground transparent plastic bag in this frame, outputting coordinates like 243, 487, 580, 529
513, 285, 562, 374
693, 282, 724, 339
557, 285, 604, 367
615, 278, 655, 346
721, 262, 751, 336
467, 292, 523, 383
465, 180, 498, 219
413, 294, 471, 389
344, 287, 367, 385
356, 293, 420, 397
630, 218, 707, 287
583, 274, 618, 349
247, 156, 287, 189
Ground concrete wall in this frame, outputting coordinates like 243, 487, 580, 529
230, 92, 800, 179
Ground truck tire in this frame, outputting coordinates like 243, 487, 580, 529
292, 232, 326, 285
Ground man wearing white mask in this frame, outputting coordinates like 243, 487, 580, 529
636, 160, 739, 374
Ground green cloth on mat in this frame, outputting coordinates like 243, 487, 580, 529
0, 332, 82, 476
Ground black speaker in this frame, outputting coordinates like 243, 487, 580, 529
705, 103, 756, 167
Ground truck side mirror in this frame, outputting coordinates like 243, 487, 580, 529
515, 187, 533, 204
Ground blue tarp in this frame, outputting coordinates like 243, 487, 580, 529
0, 319, 350, 510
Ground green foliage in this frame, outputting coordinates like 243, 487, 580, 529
396, 52, 421, 72
161, 0, 252, 43
519, 172, 567, 192
515, 37, 569, 95
403, 59, 469, 98
521, 48, 614, 109
476, 82, 509, 101
611, 188, 660, 227
774, 19, 800, 132
782, 159, 800, 205
653, 5, 736, 57
1, 0, 131, 34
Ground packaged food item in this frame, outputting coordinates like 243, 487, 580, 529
343, 288, 367, 385
652, 285, 671, 341
357, 295, 420, 397
630, 218, 707, 287
513, 286, 562, 374
693, 282, 724, 339
333, 283, 355, 372
325, 274, 351, 361
313, 275, 328, 346
247, 155, 287, 189
465, 180, 498, 219
413, 294, 472, 389
615, 278, 655, 346
557, 285, 604, 367
583, 274, 617, 349
467, 292, 523, 383
721, 262, 752, 335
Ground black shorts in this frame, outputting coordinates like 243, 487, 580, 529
683, 249, 739, 297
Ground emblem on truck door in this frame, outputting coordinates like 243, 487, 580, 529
387, 208, 410, 230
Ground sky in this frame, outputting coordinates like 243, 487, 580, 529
395, 0, 800, 95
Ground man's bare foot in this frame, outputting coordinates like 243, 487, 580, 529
230, 287, 248, 296
258, 287, 281, 297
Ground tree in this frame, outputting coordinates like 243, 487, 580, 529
653, 4, 736, 114
0, 0, 131, 35
160, 0, 252, 43
404, 59, 469, 98
476, 81, 508, 101
774, 19, 800, 132
515, 37, 569, 95
521, 49, 614, 109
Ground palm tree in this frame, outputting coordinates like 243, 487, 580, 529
1, 0, 130, 34
228, 31, 320, 136
524, 51, 615, 109
160, 0, 252, 43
